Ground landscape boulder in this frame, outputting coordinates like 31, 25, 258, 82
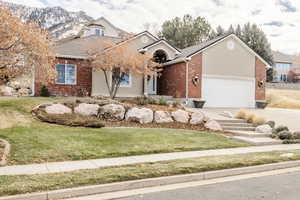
99, 104, 126, 121
17, 88, 31, 96
154, 111, 173, 123
171, 109, 190, 123
205, 120, 223, 131
219, 111, 234, 118
125, 107, 153, 124
45, 103, 72, 115
255, 124, 272, 134
190, 112, 205, 125
74, 103, 100, 116
0, 86, 14, 96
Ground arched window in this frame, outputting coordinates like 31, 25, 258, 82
153, 50, 168, 63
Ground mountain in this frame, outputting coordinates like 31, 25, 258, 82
0, 1, 94, 39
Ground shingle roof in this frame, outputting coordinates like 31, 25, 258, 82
272, 51, 294, 64
164, 34, 231, 65
54, 35, 123, 58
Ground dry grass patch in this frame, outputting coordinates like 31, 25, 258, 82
0, 110, 31, 129
236, 109, 266, 126
267, 89, 300, 109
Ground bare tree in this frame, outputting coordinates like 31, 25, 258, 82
88, 41, 159, 99
0, 5, 55, 84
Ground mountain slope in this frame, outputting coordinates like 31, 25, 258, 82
0, 1, 94, 39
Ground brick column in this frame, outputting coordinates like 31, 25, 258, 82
255, 57, 266, 101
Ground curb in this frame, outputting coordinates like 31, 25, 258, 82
1, 160, 300, 200
0, 139, 10, 166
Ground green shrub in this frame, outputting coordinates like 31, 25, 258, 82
172, 101, 181, 108
273, 125, 289, 134
270, 133, 278, 139
278, 131, 293, 140
147, 97, 158, 105
135, 96, 148, 105
283, 139, 300, 144
266, 121, 275, 128
293, 131, 300, 139
40, 85, 50, 97
158, 97, 167, 106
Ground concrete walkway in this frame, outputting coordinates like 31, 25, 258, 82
1, 144, 300, 176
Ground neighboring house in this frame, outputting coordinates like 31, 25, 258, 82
34, 18, 269, 108
272, 51, 294, 82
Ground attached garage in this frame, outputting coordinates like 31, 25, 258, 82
159, 33, 269, 108
202, 76, 255, 108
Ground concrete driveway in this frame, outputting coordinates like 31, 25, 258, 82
200, 108, 300, 132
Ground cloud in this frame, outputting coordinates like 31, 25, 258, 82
264, 21, 284, 27
4, 0, 300, 54
276, 0, 297, 12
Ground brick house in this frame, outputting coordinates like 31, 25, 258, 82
34, 17, 269, 108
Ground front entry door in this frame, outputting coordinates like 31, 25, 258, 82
147, 76, 157, 95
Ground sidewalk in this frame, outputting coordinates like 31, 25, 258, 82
1, 144, 300, 176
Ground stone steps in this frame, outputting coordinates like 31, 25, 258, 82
217, 118, 281, 146
223, 126, 256, 131
230, 136, 282, 146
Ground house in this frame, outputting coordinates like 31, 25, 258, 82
34, 17, 269, 108
272, 51, 294, 82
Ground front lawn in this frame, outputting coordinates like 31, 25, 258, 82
0, 97, 248, 165
1, 150, 300, 196
0, 126, 248, 165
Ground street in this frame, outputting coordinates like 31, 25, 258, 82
118, 171, 300, 200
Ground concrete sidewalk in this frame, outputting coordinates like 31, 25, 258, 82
1, 144, 300, 176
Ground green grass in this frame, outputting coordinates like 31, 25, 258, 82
0, 97, 248, 165
1, 150, 300, 196
0, 126, 248, 165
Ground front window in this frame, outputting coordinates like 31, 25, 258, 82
56, 64, 76, 84
112, 69, 131, 87
95, 28, 103, 36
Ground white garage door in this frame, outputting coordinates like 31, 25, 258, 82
202, 77, 255, 108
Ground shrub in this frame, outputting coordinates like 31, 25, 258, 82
245, 113, 256, 123
158, 97, 167, 106
283, 139, 300, 144
265, 121, 275, 128
293, 131, 300, 139
252, 116, 266, 126
273, 125, 289, 134
278, 131, 293, 140
135, 96, 148, 105
40, 85, 50, 97
172, 101, 181, 108
147, 97, 158, 105
235, 109, 247, 119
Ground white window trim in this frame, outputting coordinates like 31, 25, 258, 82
110, 70, 132, 88
55, 63, 77, 85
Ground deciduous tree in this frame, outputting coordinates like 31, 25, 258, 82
0, 5, 54, 84
88, 41, 159, 99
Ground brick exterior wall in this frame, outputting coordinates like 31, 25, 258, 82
35, 58, 92, 96
158, 53, 202, 99
158, 62, 186, 98
188, 53, 202, 98
255, 56, 266, 100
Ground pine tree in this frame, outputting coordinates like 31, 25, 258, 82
235, 24, 242, 38
227, 24, 234, 34
216, 25, 225, 36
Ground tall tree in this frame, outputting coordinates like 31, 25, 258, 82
0, 5, 54, 84
242, 23, 274, 65
235, 24, 242, 38
216, 25, 225, 36
158, 14, 212, 49
88, 41, 158, 99
227, 24, 235, 34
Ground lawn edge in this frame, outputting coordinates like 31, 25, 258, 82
0, 139, 10, 166
1, 160, 300, 200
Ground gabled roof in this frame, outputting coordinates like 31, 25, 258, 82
272, 50, 294, 64
55, 35, 123, 59
139, 39, 181, 54
164, 34, 271, 67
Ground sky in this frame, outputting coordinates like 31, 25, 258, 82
4, 0, 300, 55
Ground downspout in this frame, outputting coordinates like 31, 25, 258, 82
184, 57, 191, 104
